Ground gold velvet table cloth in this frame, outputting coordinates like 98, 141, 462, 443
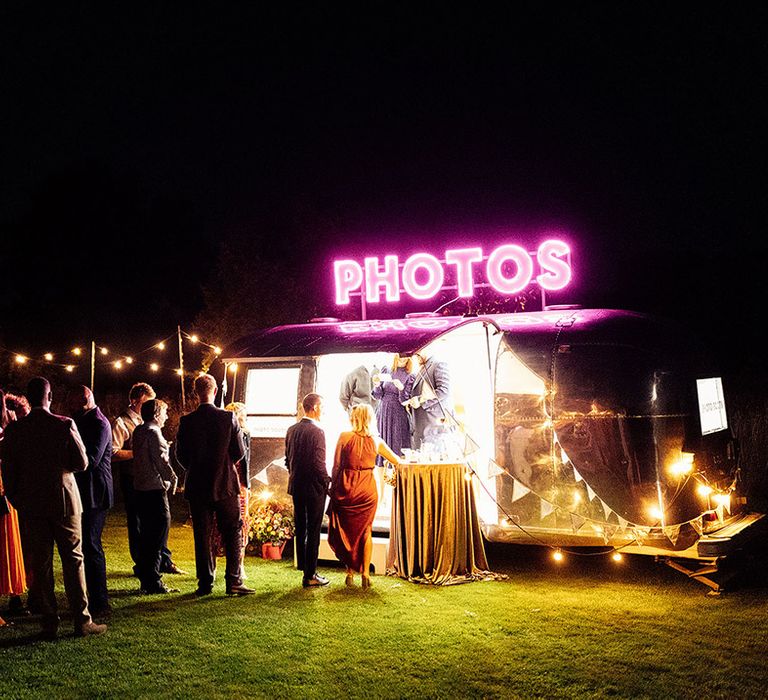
386, 462, 495, 585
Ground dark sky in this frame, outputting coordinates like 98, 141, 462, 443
2, 5, 767, 374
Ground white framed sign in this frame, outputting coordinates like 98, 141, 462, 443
696, 377, 728, 435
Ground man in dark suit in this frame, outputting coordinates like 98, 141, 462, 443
409, 352, 454, 448
1, 377, 107, 639
176, 373, 253, 596
68, 385, 114, 618
285, 393, 330, 588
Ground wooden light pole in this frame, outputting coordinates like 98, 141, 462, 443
177, 325, 185, 408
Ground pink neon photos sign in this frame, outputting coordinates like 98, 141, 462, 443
334, 239, 572, 305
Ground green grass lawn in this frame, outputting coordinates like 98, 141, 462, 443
2, 511, 768, 699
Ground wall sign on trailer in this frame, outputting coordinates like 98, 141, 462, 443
333, 239, 572, 315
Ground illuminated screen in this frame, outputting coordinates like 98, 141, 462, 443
696, 377, 728, 435
244, 367, 301, 437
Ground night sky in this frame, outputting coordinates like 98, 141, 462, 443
2, 5, 766, 380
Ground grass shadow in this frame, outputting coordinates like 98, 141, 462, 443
109, 571, 140, 580
324, 586, 383, 602
0, 631, 48, 649
113, 588, 275, 615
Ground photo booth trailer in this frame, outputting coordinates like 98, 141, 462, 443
223, 307, 763, 571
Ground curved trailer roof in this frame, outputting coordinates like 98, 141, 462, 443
223, 308, 677, 361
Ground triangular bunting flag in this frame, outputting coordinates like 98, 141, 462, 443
716, 504, 725, 521
689, 518, 703, 535
570, 514, 586, 534
663, 524, 682, 546
255, 467, 270, 485
540, 500, 555, 519
511, 480, 531, 503
601, 499, 612, 520
573, 466, 583, 482
487, 459, 506, 478
604, 524, 618, 540
561, 448, 571, 465
617, 516, 629, 532
463, 434, 481, 457
586, 483, 597, 501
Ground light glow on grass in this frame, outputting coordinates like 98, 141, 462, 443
2, 514, 768, 699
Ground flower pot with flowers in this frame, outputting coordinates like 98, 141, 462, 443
248, 492, 295, 559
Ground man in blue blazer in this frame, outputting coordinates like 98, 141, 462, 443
176, 373, 252, 596
409, 352, 454, 449
68, 385, 114, 618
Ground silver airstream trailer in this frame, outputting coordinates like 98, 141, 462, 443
224, 307, 761, 589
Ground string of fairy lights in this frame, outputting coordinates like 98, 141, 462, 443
1, 329, 225, 385
6, 323, 736, 567
423, 373, 737, 566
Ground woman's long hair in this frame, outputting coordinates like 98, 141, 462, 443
391, 353, 413, 374
225, 402, 248, 430
349, 404, 375, 436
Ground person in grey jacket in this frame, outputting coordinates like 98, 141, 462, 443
132, 399, 178, 594
339, 365, 376, 412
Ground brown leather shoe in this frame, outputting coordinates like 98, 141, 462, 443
160, 563, 188, 575
76, 621, 107, 637
226, 583, 256, 596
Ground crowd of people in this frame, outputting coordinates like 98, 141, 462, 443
0, 350, 448, 639
0, 374, 255, 640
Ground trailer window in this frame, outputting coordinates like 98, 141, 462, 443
244, 366, 301, 437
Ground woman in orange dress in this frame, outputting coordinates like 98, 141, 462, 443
328, 404, 400, 589
0, 390, 27, 626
